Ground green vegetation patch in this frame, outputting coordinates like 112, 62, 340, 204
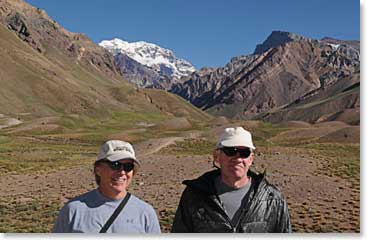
61, 115, 101, 130
111, 111, 165, 126
0, 135, 10, 143
304, 143, 360, 179
0, 113, 199, 176
247, 122, 359, 181
0, 196, 59, 233
61, 111, 166, 131
252, 122, 290, 147
56, 111, 170, 143
285, 143, 360, 181
160, 138, 216, 156
0, 136, 96, 176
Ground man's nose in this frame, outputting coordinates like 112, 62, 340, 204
231, 152, 243, 161
115, 168, 127, 174
234, 151, 243, 158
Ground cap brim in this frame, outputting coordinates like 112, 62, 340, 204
104, 153, 141, 166
220, 139, 256, 149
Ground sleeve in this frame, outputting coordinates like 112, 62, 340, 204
171, 187, 194, 233
52, 204, 72, 233
276, 197, 292, 233
145, 205, 161, 233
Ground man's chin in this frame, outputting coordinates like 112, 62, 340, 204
227, 170, 245, 178
110, 183, 128, 190
230, 165, 245, 172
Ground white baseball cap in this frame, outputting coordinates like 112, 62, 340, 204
217, 127, 256, 150
97, 140, 141, 166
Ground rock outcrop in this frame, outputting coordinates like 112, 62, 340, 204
170, 31, 359, 124
0, 0, 120, 78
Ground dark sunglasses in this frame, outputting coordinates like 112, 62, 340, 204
100, 161, 135, 172
220, 147, 252, 158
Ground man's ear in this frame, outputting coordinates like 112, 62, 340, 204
212, 149, 221, 169
213, 149, 219, 163
94, 165, 101, 176
248, 152, 254, 166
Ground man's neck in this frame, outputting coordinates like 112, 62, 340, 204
220, 175, 250, 189
98, 187, 127, 200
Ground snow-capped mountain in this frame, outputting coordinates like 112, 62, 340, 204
99, 38, 196, 79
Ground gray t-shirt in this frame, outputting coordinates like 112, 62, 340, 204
53, 189, 161, 233
215, 176, 252, 226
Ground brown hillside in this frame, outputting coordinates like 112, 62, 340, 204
318, 126, 360, 143
0, 0, 211, 126
0, 0, 119, 77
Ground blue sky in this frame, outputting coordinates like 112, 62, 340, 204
24, 0, 360, 69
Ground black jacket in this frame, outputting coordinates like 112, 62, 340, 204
171, 169, 291, 233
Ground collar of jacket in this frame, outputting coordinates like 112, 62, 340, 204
182, 169, 266, 195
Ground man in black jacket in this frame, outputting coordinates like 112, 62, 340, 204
171, 127, 292, 233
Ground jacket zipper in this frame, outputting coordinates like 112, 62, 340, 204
210, 195, 236, 231
210, 181, 259, 232
234, 182, 258, 232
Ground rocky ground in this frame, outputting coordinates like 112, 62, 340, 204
0, 125, 360, 233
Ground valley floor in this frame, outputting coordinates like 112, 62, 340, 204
0, 121, 360, 233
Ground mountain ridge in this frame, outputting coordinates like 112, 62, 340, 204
0, 0, 359, 125
170, 31, 360, 124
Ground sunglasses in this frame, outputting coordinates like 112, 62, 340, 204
100, 161, 135, 172
220, 147, 252, 158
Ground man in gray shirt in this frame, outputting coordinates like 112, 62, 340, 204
53, 140, 161, 233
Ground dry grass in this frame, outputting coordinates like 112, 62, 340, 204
0, 196, 59, 232
0, 120, 360, 233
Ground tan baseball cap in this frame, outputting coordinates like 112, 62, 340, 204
97, 140, 141, 166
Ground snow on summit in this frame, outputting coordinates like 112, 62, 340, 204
99, 38, 196, 79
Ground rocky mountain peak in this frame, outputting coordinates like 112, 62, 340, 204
253, 30, 311, 55
171, 31, 359, 123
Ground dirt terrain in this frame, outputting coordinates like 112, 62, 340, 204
0, 124, 360, 233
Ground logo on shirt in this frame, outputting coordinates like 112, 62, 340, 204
126, 219, 134, 224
